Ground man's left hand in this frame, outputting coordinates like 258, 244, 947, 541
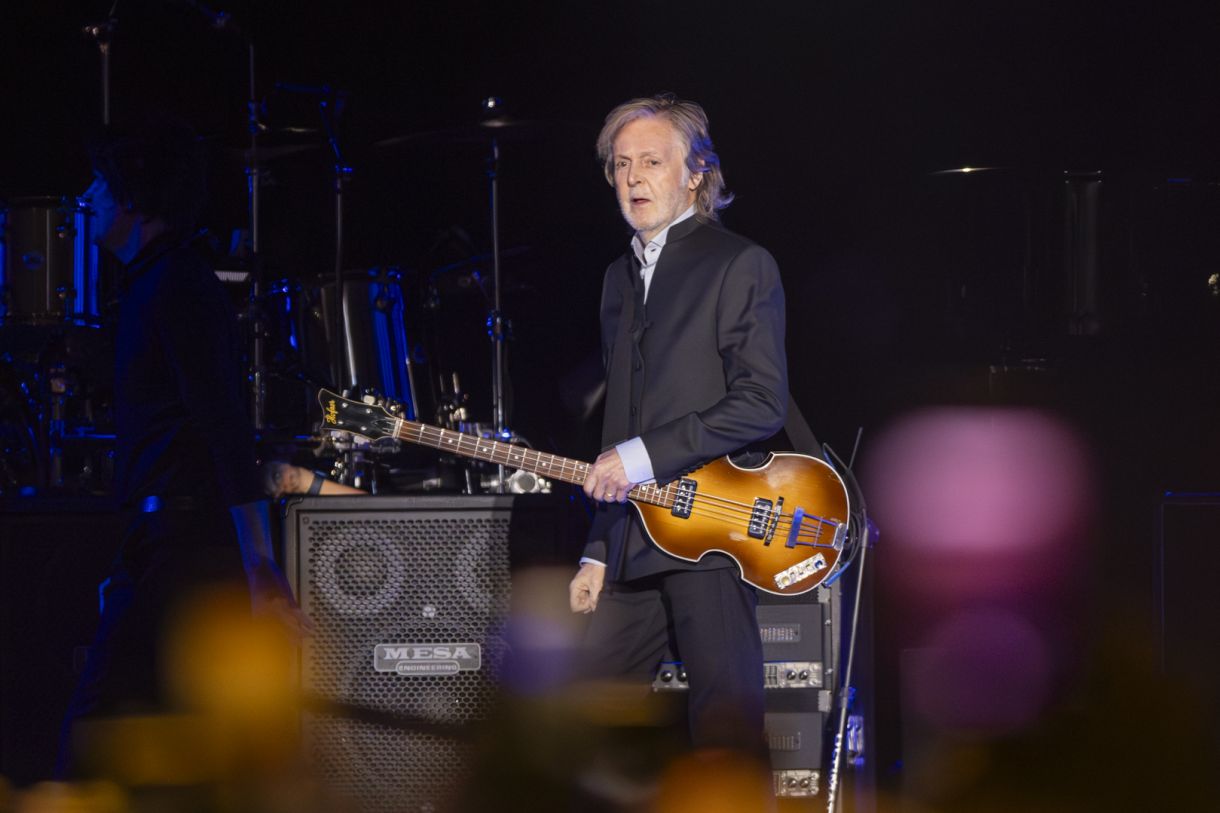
583, 448, 637, 503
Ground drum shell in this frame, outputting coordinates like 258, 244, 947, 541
0, 197, 100, 325
313, 270, 433, 421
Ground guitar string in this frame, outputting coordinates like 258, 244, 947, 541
675, 495, 827, 534
400, 420, 777, 501
621, 471, 844, 537
403, 426, 685, 510
681, 486, 841, 525
678, 502, 839, 546
396, 420, 840, 539
673, 503, 836, 548
401, 422, 679, 506
680, 492, 843, 540
353, 409, 781, 506
683, 488, 844, 532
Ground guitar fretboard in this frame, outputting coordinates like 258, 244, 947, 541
393, 419, 673, 507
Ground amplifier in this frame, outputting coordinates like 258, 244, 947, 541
650, 582, 840, 799
653, 661, 828, 693
283, 494, 572, 812
767, 712, 828, 798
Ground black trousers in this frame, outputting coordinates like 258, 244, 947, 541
54, 509, 245, 778
579, 567, 766, 756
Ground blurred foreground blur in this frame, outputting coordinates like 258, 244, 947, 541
863, 407, 1220, 811
6, 414, 1218, 811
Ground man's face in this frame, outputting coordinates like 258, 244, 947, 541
82, 172, 135, 252
611, 116, 700, 242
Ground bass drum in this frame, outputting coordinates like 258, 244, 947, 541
0, 196, 101, 327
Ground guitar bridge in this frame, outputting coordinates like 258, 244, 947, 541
761, 497, 784, 545
671, 478, 696, 519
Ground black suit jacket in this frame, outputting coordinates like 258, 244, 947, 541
582, 216, 789, 580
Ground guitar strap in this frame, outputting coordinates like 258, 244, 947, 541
784, 392, 821, 459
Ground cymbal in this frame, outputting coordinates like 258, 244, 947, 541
429, 246, 529, 279
375, 117, 589, 150
218, 126, 323, 162
928, 166, 1007, 176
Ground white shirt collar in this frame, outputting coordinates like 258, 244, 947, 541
631, 205, 697, 266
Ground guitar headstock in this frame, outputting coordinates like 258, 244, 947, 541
317, 388, 400, 442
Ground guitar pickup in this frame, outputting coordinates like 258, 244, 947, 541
671, 478, 696, 519
748, 498, 773, 539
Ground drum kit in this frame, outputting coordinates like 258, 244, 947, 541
0, 8, 574, 499
0, 195, 114, 495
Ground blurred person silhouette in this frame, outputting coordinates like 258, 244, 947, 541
55, 114, 307, 779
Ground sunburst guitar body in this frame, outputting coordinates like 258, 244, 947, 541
628, 453, 850, 595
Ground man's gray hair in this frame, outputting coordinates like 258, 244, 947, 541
596, 93, 733, 220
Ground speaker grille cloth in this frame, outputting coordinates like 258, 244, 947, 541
298, 510, 512, 811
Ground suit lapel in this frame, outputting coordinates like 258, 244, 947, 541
646, 217, 703, 315
600, 253, 642, 447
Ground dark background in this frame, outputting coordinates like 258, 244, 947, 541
4, 0, 1217, 451
3, 0, 1219, 798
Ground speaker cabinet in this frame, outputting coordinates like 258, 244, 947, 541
284, 494, 573, 812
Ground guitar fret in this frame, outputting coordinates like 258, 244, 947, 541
331, 393, 667, 508
396, 417, 593, 486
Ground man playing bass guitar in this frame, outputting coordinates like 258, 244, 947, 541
571, 94, 789, 757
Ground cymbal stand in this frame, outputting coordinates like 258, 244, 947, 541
175, 3, 269, 427
483, 98, 509, 493
245, 42, 268, 429
63, 9, 114, 492
82, 8, 117, 126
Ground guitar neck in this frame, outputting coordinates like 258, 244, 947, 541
392, 420, 671, 506
394, 420, 584, 484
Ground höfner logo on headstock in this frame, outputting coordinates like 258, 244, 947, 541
374, 643, 483, 676
323, 398, 339, 426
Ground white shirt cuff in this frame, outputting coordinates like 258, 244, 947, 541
579, 557, 606, 567
615, 436, 655, 484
